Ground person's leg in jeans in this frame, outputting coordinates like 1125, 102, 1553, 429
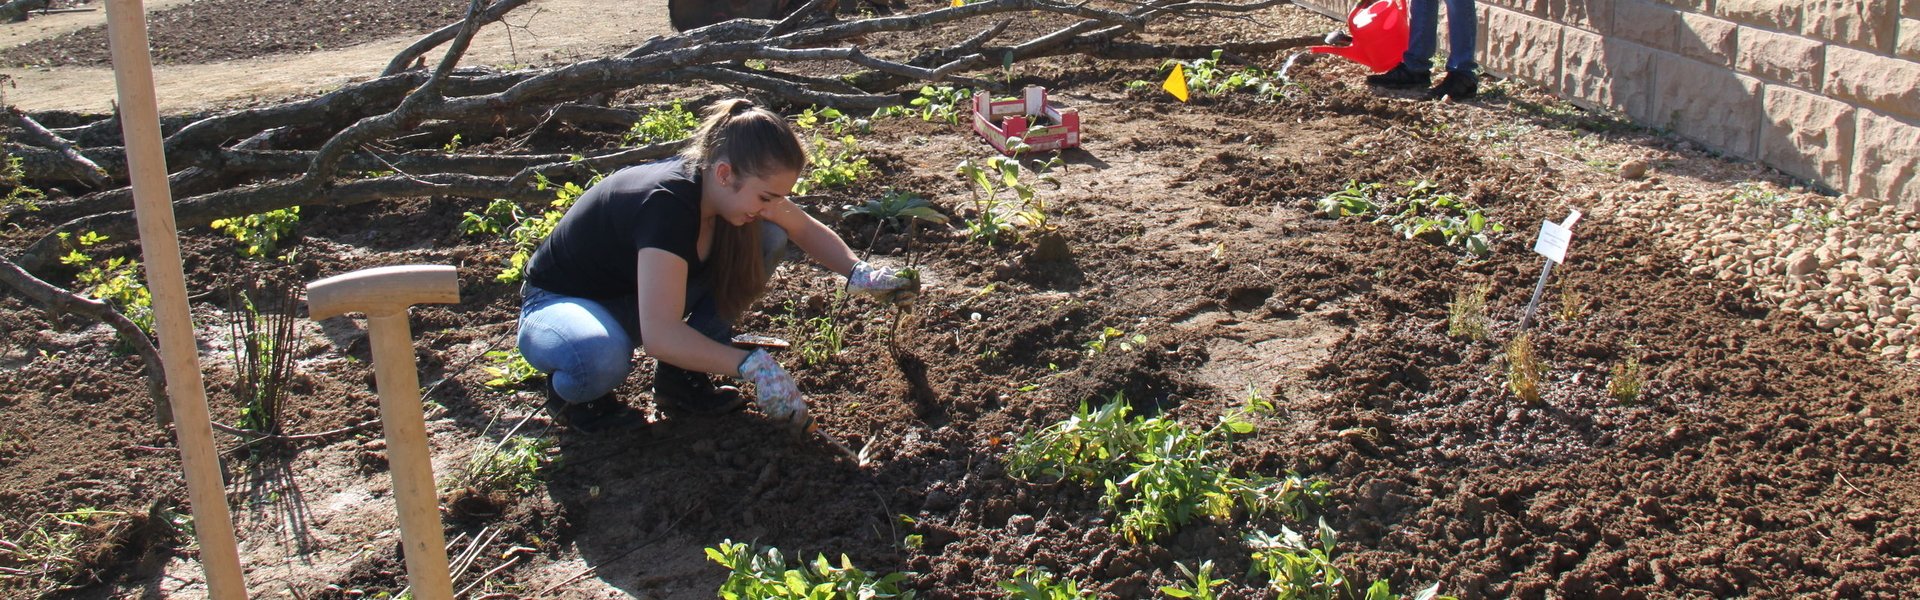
518, 286, 636, 404
1443, 0, 1477, 74
1401, 0, 1440, 75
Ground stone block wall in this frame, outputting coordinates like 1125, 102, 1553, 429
1293, 0, 1920, 209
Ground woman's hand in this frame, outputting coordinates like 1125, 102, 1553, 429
849, 261, 920, 306
738, 348, 807, 429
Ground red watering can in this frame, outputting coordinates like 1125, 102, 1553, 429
1309, 0, 1410, 73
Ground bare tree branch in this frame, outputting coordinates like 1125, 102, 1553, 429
7, 108, 110, 188
382, 0, 538, 76
0, 255, 170, 426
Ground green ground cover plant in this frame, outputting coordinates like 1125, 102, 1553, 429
997, 566, 1091, 599
209, 207, 301, 259
624, 100, 699, 146
58, 232, 153, 334
706, 541, 913, 599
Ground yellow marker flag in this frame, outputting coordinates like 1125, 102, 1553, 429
1163, 64, 1190, 102
952, 0, 963, 6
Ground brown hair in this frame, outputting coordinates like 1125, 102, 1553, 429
683, 99, 807, 320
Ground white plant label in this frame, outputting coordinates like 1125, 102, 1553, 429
1532, 210, 1582, 264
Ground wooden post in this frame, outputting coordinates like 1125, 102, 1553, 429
102, 1, 247, 598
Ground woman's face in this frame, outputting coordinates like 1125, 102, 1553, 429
713, 164, 799, 227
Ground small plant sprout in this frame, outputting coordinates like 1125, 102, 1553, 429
1316, 180, 1381, 218
704, 540, 914, 599
1447, 283, 1492, 341
450, 433, 555, 496
1160, 560, 1226, 599
997, 566, 1092, 600
1083, 327, 1146, 355
59, 231, 154, 334
623, 99, 699, 146
226, 286, 301, 437
210, 206, 301, 259
1246, 520, 1458, 600
481, 349, 539, 388
1555, 283, 1588, 322
844, 190, 950, 231
1608, 356, 1644, 404
1505, 333, 1545, 403
907, 84, 974, 125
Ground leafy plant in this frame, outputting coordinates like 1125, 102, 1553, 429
1006, 395, 1329, 543
955, 155, 1060, 245
481, 349, 539, 388
705, 540, 914, 599
1446, 283, 1491, 341
1729, 182, 1782, 205
1248, 520, 1456, 600
844, 190, 949, 231
1083, 326, 1146, 355
1315, 180, 1381, 218
0, 145, 46, 212
226, 286, 301, 436
998, 566, 1091, 600
795, 133, 872, 195
1375, 180, 1503, 257
906, 85, 973, 125
625, 100, 700, 146
1160, 560, 1226, 599
1554, 284, 1587, 322
1505, 333, 1544, 403
451, 434, 555, 495
460, 198, 521, 237
774, 300, 845, 367
1608, 356, 1644, 404
59, 232, 153, 334
1145, 50, 1293, 101
210, 206, 301, 259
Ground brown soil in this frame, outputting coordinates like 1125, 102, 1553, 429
2, 2, 1917, 599
0, 0, 470, 67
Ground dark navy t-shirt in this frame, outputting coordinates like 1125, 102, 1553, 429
525, 159, 705, 300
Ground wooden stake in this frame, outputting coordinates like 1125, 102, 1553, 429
102, 0, 246, 598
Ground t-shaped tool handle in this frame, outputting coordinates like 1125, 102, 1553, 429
307, 265, 460, 600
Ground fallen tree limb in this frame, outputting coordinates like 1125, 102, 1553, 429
0, 254, 170, 426
383, 0, 538, 77
7, 108, 110, 188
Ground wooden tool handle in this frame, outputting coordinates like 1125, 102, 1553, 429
308, 265, 460, 319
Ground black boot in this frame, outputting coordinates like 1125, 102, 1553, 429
653, 362, 748, 417
1427, 70, 1478, 101
544, 379, 645, 434
1365, 64, 1431, 89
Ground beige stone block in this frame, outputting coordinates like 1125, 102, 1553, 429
1656, 0, 1711, 11
1614, 0, 1680, 51
1651, 55, 1764, 159
1560, 28, 1656, 120
1826, 45, 1920, 120
1901, 18, 1920, 60
1553, 0, 1613, 32
1679, 12, 1740, 67
1760, 85, 1856, 186
1851, 110, 1920, 209
1484, 0, 1549, 17
1719, 0, 1802, 31
1803, 0, 1898, 51
1737, 26, 1826, 89
1484, 6, 1563, 83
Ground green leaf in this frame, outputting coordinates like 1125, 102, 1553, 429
1160, 587, 1195, 598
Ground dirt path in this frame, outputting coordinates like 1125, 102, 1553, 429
0, 0, 668, 113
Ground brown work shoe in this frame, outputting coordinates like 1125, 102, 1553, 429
544, 380, 645, 434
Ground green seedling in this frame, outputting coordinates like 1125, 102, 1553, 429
1160, 560, 1226, 599
773, 300, 845, 366
481, 349, 539, 388
705, 540, 914, 599
449, 434, 554, 496
625, 100, 699, 146
1375, 180, 1504, 258
955, 155, 1060, 245
795, 133, 872, 195
998, 566, 1092, 600
1006, 395, 1329, 543
1608, 357, 1644, 404
1729, 182, 1782, 205
1446, 283, 1491, 341
1555, 284, 1587, 322
1083, 326, 1146, 355
441, 133, 463, 153
459, 198, 521, 237
906, 85, 973, 125
845, 190, 949, 231
1505, 333, 1544, 403
210, 206, 301, 259
1316, 180, 1381, 218
1144, 50, 1293, 101
1247, 520, 1456, 600
1, 145, 46, 212
59, 231, 153, 334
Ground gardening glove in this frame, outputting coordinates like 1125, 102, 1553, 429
848, 260, 920, 307
738, 348, 808, 429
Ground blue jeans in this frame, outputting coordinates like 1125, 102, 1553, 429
1403, 0, 1477, 74
517, 222, 787, 403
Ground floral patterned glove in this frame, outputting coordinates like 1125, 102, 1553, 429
849, 261, 920, 306
738, 348, 807, 428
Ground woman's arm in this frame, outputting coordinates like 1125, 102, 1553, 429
762, 197, 857, 276
634, 248, 753, 376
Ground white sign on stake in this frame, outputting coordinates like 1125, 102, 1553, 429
1532, 209, 1582, 264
